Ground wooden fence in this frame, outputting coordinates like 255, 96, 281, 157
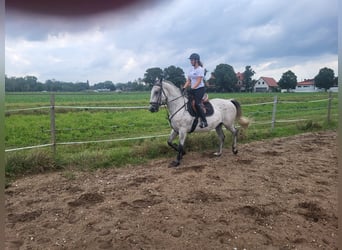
5, 92, 337, 154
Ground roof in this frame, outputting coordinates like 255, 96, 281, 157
297, 79, 315, 86
236, 72, 244, 81
260, 77, 278, 87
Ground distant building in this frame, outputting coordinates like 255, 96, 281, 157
254, 77, 278, 92
295, 79, 317, 92
236, 72, 245, 92
94, 88, 110, 92
293, 79, 338, 92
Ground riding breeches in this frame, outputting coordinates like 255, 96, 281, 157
190, 87, 207, 122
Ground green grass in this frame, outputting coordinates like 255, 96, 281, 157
5, 149, 59, 178
5, 109, 170, 148
4, 91, 338, 181
5, 92, 150, 110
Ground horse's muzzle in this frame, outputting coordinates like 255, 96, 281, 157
149, 103, 159, 112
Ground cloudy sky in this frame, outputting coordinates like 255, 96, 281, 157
5, 0, 338, 84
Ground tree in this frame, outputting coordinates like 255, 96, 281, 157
163, 65, 186, 88
143, 67, 163, 86
314, 67, 335, 91
74, 81, 90, 91
211, 64, 237, 92
5, 75, 44, 91
24, 76, 38, 91
92, 81, 115, 91
243, 65, 255, 92
5, 75, 17, 91
278, 70, 297, 92
45, 79, 61, 92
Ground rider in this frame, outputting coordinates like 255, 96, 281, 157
182, 53, 208, 128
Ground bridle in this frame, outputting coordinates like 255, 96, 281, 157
149, 79, 187, 121
149, 81, 166, 111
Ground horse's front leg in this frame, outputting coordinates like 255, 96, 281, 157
167, 129, 179, 152
170, 130, 187, 167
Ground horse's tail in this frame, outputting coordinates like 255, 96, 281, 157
231, 99, 250, 129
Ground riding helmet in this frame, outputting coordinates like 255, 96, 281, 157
189, 53, 200, 61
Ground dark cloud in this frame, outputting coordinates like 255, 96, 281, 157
5, 0, 338, 83
6, 0, 157, 17
5, 1, 167, 40
6, 10, 96, 40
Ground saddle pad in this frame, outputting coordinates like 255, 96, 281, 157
187, 101, 214, 117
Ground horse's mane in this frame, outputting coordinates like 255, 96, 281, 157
162, 80, 182, 95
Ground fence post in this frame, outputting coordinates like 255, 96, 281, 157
50, 94, 56, 155
327, 91, 332, 123
271, 95, 278, 131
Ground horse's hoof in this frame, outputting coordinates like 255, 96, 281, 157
233, 149, 238, 155
214, 152, 222, 157
169, 161, 180, 167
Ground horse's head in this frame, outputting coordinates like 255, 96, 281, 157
149, 80, 165, 113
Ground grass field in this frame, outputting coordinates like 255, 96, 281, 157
5, 91, 338, 180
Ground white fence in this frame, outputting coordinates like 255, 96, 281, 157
5, 92, 336, 153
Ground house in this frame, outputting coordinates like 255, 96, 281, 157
295, 79, 338, 92
254, 77, 278, 92
295, 79, 317, 92
235, 72, 245, 91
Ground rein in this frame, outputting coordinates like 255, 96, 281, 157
153, 81, 187, 122
167, 100, 186, 122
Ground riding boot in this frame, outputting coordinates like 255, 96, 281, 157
197, 106, 208, 128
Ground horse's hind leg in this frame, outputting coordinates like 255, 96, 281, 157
214, 123, 225, 156
226, 125, 239, 155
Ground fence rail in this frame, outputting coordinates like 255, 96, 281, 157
5, 92, 337, 153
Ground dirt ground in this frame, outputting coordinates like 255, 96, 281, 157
5, 131, 338, 250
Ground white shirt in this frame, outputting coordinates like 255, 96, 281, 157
188, 66, 205, 89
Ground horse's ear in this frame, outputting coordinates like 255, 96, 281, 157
154, 77, 160, 85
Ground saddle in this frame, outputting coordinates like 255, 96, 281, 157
187, 93, 214, 117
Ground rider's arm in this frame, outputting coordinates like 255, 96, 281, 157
183, 78, 191, 89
